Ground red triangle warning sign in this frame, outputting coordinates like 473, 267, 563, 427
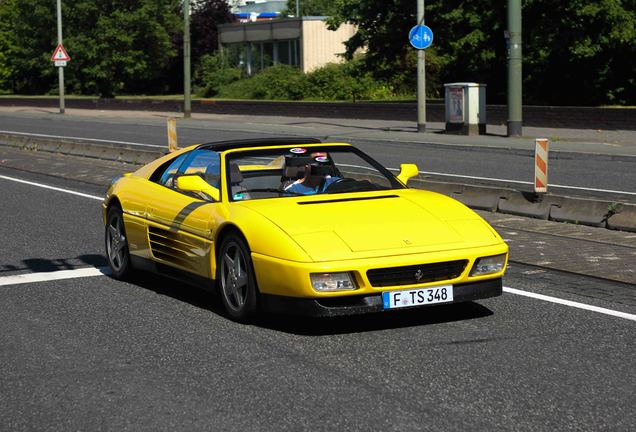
51, 44, 71, 62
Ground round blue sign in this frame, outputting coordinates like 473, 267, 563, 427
409, 25, 434, 49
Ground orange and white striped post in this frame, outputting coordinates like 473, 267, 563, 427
534, 138, 549, 193
167, 117, 178, 152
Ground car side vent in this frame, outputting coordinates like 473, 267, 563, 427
148, 226, 198, 271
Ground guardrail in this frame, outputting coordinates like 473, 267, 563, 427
1, 97, 634, 130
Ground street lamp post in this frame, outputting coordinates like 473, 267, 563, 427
56, 0, 65, 114
184, 0, 191, 118
417, 0, 426, 132
507, 0, 522, 136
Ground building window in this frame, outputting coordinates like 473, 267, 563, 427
224, 39, 300, 76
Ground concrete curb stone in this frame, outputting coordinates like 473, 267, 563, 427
497, 193, 565, 220
0, 133, 165, 165
607, 203, 636, 232
549, 196, 614, 227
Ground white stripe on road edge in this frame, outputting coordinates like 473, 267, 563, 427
0, 175, 103, 200
0, 130, 163, 148
341, 164, 636, 196
0, 267, 110, 287
504, 287, 636, 322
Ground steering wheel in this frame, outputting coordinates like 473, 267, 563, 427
324, 177, 357, 193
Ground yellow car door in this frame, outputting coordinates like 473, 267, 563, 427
144, 148, 224, 279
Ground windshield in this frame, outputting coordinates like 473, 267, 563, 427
225, 145, 404, 201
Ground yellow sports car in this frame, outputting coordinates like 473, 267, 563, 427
103, 138, 507, 321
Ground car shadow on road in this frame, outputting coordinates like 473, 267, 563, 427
255, 302, 494, 336
120, 271, 494, 335
0, 254, 108, 274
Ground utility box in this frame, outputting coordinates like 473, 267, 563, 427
444, 83, 487, 135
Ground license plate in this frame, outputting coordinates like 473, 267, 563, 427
382, 285, 453, 309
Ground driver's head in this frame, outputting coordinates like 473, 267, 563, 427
302, 153, 334, 185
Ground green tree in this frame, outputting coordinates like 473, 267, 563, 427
523, 0, 636, 105
0, 0, 17, 91
328, 0, 636, 105
64, 0, 181, 97
0, 0, 181, 96
327, 0, 445, 96
0, 0, 57, 94
191, 0, 235, 66
195, 51, 242, 97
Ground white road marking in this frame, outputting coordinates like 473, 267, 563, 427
0, 267, 109, 287
0, 129, 163, 148
504, 286, 636, 322
0, 175, 103, 200
339, 163, 636, 195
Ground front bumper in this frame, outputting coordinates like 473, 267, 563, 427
260, 277, 502, 317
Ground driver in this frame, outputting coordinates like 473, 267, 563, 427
284, 153, 341, 195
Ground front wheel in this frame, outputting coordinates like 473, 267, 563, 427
105, 205, 132, 279
217, 234, 259, 322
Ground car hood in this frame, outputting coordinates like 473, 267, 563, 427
240, 191, 502, 262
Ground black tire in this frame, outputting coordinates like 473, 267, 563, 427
216, 233, 259, 322
105, 205, 132, 280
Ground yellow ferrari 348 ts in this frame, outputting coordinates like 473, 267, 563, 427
103, 138, 508, 321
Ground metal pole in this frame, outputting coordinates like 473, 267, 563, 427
507, 0, 522, 136
296, 0, 300, 17
417, 0, 426, 132
56, 0, 65, 114
183, 0, 191, 118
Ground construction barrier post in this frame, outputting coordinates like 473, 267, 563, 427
534, 138, 548, 193
167, 117, 178, 152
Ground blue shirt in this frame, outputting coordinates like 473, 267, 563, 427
284, 176, 340, 195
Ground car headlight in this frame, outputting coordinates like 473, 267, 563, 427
469, 254, 507, 276
310, 272, 356, 292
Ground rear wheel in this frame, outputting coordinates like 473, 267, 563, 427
105, 206, 132, 279
217, 234, 258, 322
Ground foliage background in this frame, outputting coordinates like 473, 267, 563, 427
0, 0, 633, 105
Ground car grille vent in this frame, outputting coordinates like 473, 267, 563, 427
367, 260, 468, 287
148, 226, 198, 271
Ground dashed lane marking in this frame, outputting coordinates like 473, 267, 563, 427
3, 173, 635, 322
0, 267, 109, 287
0, 175, 103, 200
504, 287, 636, 322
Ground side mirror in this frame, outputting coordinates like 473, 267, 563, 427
176, 174, 220, 202
396, 163, 419, 186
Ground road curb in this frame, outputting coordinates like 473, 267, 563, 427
415, 179, 636, 233
2, 134, 635, 233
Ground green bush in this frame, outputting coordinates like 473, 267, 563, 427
218, 64, 307, 100
195, 52, 243, 97
209, 56, 401, 101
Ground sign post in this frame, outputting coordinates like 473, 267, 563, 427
412, 0, 433, 133
54, 0, 66, 114
183, 0, 191, 118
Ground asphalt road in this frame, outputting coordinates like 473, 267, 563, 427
1, 111, 635, 202
1, 165, 634, 431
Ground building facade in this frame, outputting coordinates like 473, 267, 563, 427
218, 17, 357, 75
